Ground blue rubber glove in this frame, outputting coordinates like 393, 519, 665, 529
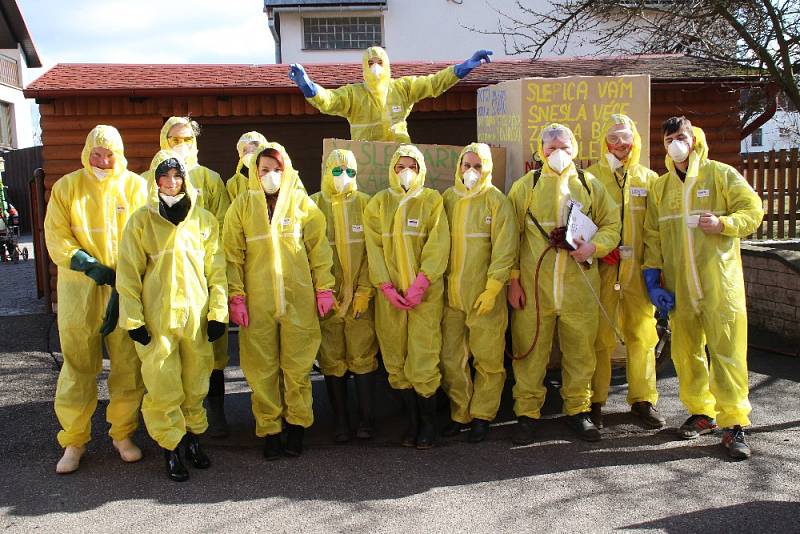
643, 268, 675, 317
70, 249, 115, 286
454, 49, 493, 79
288, 64, 318, 98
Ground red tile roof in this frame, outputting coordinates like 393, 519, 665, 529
24, 54, 757, 98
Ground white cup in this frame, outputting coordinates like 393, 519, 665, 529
687, 215, 700, 228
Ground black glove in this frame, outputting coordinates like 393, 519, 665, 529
99, 289, 119, 337
207, 320, 226, 342
128, 325, 151, 346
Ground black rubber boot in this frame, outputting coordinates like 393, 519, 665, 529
205, 369, 229, 438
468, 419, 491, 443
354, 371, 375, 440
263, 434, 282, 461
400, 389, 418, 448
325, 375, 351, 443
416, 394, 437, 450
164, 447, 189, 482
284, 423, 304, 457
183, 432, 211, 469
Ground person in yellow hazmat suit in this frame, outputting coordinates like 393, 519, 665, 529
643, 116, 763, 460
227, 131, 268, 202
507, 123, 621, 444
310, 149, 379, 443
44, 125, 147, 474
144, 117, 232, 437
439, 143, 516, 443
116, 150, 228, 482
288, 47, 492, 142
364, 144, 450, 449
223, 143, 336, 460
585, 114, 665, 431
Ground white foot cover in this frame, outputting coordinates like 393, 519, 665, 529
113, 438, 143, 463
56, 446, 86, 474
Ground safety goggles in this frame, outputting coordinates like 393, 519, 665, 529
606, 131, 634, 146
168, 136, 194, 145
331, 167, 356, 178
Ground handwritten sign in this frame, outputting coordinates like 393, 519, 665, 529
478, 75, 650, 191
322, 139, 506, 195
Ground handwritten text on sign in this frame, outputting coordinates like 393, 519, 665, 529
525, 76, 649, 162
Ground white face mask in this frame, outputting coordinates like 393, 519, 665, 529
667, 139, 691, 163
159, 192, 186, 208
397, 168, 417, 190
462, 168, 481, 190
369, 63, 383, 78
333, 174, 354, 193
547, 149, 572, 174
260, 170, 282, 194
605, 153, 623, 171
91, 166, 111, 180
171, 142, 194, 161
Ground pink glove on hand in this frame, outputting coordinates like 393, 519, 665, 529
380, 283, 412, 311
316, 290, 336, 317
229, 295, 249, 328
403, 273, 430, 308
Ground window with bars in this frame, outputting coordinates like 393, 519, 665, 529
303, 16, 382, 50
0, 102, 13, 149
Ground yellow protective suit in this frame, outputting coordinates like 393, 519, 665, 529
44, 125, 147, 448
226, 131, 268, 202
440, 143, 516, 423
643, 127, 763, 428
508, 123, 621, 418
116, 150, 228, 451
308, 47, 460, 143
142, 118, 231, 371
310, 149, 378, 377
223, 142, 335, 437
364, 144, 450, 397
585, 115, 659, 407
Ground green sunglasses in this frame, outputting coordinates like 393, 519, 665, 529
331, 167, 357, 178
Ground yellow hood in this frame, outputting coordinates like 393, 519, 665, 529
80, 125, 128, 179
146, 149, 198, 210
246, 141, 301, 194
363, 46, 391, 102
665, 126, 709, 178
388, 144, 427, 195
235, 131, 268, 174
321, 149, 359, 198
537, 122, 579, 176
159, 116, 199, 169
454, 142, 493, 197
598, 114, 642, 172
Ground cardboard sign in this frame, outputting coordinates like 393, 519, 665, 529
477, 75, 651, 190
322, 139, 507, 195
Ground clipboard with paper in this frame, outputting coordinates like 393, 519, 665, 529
565, 200, 597, 264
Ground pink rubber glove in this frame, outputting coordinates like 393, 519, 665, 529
229, 295, 249, 328
403, 273, 430, 308
316, 290, 336, 317
380, 283, 412, 311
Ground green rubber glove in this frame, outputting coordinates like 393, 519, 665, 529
99, 288, 119, 337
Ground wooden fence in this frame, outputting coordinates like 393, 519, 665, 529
743, 148, 799, 240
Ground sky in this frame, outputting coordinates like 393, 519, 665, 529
19, 0, 276, 84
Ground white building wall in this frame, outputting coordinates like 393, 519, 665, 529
741, 110, 800, 153
0, 47, 35, 148
275, 0, 612, 64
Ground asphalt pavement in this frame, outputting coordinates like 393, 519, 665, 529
0, 254, 798, 532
